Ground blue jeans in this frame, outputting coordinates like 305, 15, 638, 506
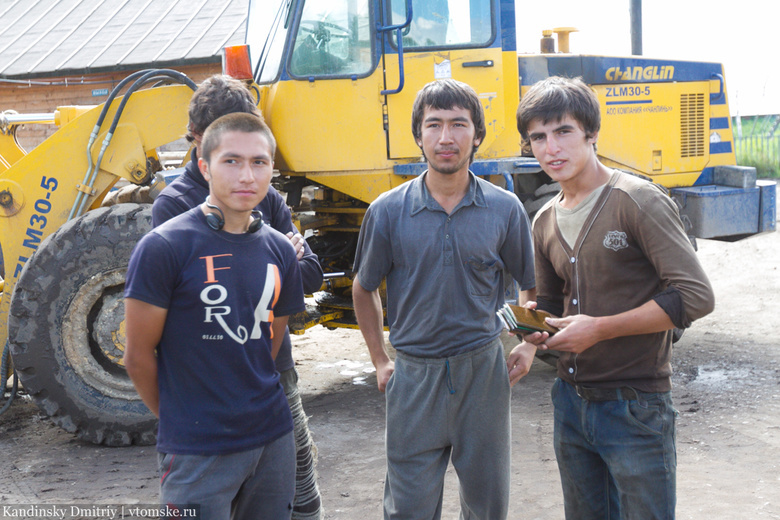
551, 378, 677, 520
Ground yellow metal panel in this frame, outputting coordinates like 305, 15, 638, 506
263, 70, 391, 173
55, 106, 97, 127
707, 77, 737, 168
593, 82, 711, 180
94, 123, 148, 180
599, 157, 703, 189
485, 50, 523, 159
385, 47, 510, 159
306, 170, 412, 204
0, 132, 26, 173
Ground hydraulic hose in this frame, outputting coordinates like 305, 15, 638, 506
71, 69, 155, 221
70, 69, 197, 220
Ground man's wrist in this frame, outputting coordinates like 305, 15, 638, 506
371, 350, 391, 369
594, 315, 613, 342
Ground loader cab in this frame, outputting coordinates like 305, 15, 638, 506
244, 0, 522, 203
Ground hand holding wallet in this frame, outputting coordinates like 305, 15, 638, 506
497, 303, 559, 335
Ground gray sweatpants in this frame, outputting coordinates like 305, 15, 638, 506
158, 431, 295, 520
383, 338, 511, 520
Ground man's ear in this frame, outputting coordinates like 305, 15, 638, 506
198, 157, 211, 182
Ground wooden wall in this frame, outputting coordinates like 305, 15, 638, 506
0, 63, 219, 151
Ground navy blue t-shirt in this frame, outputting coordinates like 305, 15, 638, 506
152, 153, 323, 372
125, 207, 305, 455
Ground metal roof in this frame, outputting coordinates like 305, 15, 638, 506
0, 0, 248, 79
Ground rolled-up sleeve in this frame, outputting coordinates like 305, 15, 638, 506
636, 191, 715, 325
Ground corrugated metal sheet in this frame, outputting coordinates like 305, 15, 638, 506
0, 0, 248, 78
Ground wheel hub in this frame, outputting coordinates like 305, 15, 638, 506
62, 269, 138, 400
92, 292, 127, 365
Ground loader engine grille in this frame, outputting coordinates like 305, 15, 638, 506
680, 93, 705, 157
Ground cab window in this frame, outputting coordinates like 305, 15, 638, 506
388, 0, 493, 49
289, 0, 374, 77
249, 0, 293, 84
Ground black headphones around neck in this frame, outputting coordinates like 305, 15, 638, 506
205, 197, 264, 233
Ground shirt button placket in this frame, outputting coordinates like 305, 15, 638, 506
443, 216, 453, 265
570, 256, 578, 308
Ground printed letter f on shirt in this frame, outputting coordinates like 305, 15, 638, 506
200, 254, 233, 283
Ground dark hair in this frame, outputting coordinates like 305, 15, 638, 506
411, 79, 486, 163
200, 112, 276, 164
516, 76, 601, 145
187, 75, 262, 143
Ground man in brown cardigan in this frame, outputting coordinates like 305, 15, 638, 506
511, 76, 715, 519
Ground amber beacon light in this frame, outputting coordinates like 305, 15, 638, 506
222, 45, 254, 80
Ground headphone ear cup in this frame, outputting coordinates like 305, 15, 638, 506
205, 211, 224, 231
247, 217, 263, 233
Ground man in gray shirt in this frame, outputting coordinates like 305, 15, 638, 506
352, 79, 536, 520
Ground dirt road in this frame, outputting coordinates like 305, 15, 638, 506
1, 229, 779, 519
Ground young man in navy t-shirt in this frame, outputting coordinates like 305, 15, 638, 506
152, 75, 323, 520
124, 112, 304, 519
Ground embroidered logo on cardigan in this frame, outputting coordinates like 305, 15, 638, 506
603, 230, 628, 251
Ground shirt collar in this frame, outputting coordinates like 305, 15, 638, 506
410, 170, 487, 216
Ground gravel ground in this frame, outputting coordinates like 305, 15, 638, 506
1, 227, 779, 519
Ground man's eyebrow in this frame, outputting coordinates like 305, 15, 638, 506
424, 115, 470, 123
528, 123, 576, 138
220, 151, 271, 160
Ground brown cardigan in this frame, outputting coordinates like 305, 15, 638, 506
533, 171, 715, 392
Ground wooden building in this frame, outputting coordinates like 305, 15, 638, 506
0, 0, 248, 150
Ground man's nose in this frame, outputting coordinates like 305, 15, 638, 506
439, 125, 454, 143
238, 162, 254, 182
545, 135, 560, 155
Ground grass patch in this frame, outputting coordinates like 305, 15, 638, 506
733, 115, 780, 178
735, 141, 780, 178
737, 154, 780, 178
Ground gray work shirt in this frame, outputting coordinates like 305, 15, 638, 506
353, 171, 535, 358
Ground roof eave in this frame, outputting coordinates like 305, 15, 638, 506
0, 57, 221, 81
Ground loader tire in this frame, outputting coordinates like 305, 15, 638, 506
522, 181, 561, 219
8, 203, 157, 446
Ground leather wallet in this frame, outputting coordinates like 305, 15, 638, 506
497, 303, 558, 335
